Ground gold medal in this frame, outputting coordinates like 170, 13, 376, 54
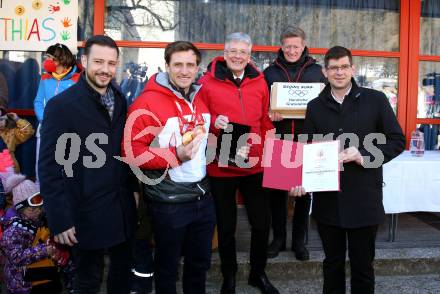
182, 131, 194, 146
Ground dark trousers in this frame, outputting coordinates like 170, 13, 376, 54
269, 189, 310, 246
151, 196, 216, 294
317, 222, 378, 294
210, 173, 270, 277
130, 239, 154, 293
71, 240, 133, 294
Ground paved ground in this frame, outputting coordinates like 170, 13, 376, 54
236, 210, 440, 252
2, 274, 436, 294
201, 275, 440, 294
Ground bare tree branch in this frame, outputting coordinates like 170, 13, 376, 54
107, 0, 178, 32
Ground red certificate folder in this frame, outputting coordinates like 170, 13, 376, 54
262, 138, 304, 191
263, 138, 340, 192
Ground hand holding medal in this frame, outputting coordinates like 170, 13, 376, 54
182, 124, 206, 146
175, 102, 206, 162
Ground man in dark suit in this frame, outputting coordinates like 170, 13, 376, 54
291, 46, 405, 294
263, 26, 326, 260
39, 35, 137, 294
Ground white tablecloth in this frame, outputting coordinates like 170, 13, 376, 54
383, 151, 440, 213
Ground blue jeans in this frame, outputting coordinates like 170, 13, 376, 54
151, 196, 216, 294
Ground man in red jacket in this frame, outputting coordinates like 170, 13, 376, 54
199, 32, 278, 294
124, 41, 215, 294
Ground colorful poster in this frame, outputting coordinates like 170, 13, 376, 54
0, 0, 78, 52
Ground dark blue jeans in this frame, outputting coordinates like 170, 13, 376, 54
151, 196, 216, 294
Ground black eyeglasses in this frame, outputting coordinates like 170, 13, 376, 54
326, 64, 352, 73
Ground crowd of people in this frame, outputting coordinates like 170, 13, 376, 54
0, 26, 405, 294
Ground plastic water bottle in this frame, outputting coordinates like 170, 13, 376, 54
410, 129, 425, 157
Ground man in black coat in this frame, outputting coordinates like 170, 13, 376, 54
39, 35, 137, 294
291, 46, 405, 293
263, 26, 326, 260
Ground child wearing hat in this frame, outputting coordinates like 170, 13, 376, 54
0, 97, 35, 174
0, 171, 68, 294
0, 97, 34, 212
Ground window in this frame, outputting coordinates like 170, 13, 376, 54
78, 0, 94, 40
105, 0, 400, 51
418, 62, 440, 119
416, 124, 440, 150
420, 0, 440, 56
0, 52, 42, 109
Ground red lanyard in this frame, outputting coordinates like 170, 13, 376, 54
175, 101, 205, 135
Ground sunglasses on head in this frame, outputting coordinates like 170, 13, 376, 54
15, 193, 43, 211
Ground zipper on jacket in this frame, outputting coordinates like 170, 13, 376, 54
55, 80, 61, 96
275, 60, 292, 83
44, 79, 62, 108
238, 88, 246, 120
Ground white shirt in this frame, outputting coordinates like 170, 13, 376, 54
331, 84, 352, 104
233, 72, 245, 80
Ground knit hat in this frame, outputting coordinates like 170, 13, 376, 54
6, 175, 40, 207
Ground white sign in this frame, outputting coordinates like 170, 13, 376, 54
272, 82, 322, 109
0, 0, 78, 52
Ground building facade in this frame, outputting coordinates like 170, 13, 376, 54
1, 0, 439, 154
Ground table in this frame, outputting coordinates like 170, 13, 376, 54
383, 150, 440, 241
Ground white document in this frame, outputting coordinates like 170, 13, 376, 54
302, 141, 340, 193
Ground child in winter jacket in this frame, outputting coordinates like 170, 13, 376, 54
34, 43, 80, 123
33, 43, 80, 181
0, 112, 35, 174
0, 98, 34, 174
0, 168, 69, 294
0, 101, 35, 211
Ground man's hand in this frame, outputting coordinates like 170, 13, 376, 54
339, 146, 364, 166
289, 186, 307, 197
268, 111, 283, 122
214, 115, 229, 129
176, 132, 204, 162
133, 191, 140, 208
54, 227, 78, 246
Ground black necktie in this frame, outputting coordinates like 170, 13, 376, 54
235, 78, 241, 86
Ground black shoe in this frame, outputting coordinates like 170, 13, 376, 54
291, 243, 310, 261
248, 272, 280, 294
267, 239, 286, 258
220, 275, 236, 294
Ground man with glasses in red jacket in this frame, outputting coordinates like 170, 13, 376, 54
199, 32, 278, 294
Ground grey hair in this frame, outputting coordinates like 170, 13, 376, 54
224, 32, 252, 51
280, 26, 306, 44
